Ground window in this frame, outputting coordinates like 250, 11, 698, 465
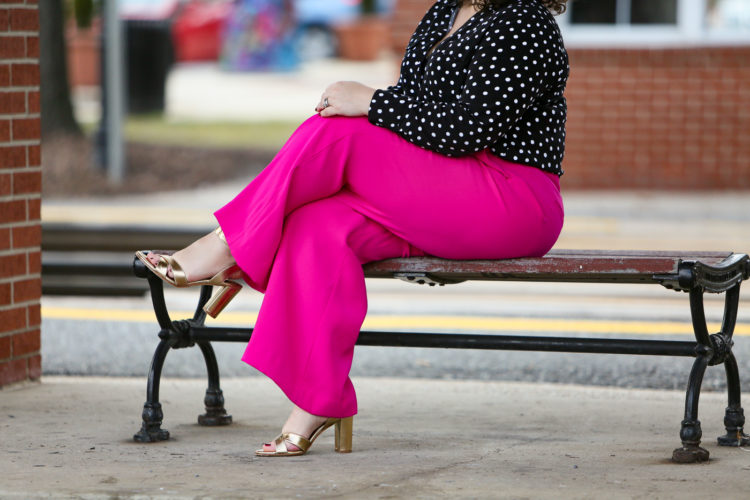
558, 0, 750, 46
569, 0, 678, 25
631, 0, 678, 24
570, 0, 616, 24
707, 0, 750, 31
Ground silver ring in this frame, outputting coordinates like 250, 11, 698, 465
323, 97, 329, 108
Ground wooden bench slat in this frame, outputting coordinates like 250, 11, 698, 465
363, 250, 737, 284
541, 249, 732, 259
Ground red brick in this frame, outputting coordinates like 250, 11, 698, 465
26, 34, 38, 58
11, 328, 39, 356
0, 199, 25, 224
12, 169, 40, 194
12, 278, 39, 303
27, 196, 39, 219
0, 253, 26, 279
26, 143, 39, 165
27, 353, 40, 380
0, 172, 9, 195
27, 303, 39, 327
9, 8, 38, 31
0, 91, 25, 114
0, 306, 26, 332
0, 63, 9, 85
0, 10, 7, 32
0, 282, 10, 305
0, 35, 24, 58
27, 249, 39, 273
0, 358, 27, 386
12, 224, 39, 248
0, 228, 9, 250
11, 117, 39, 140
0, 335, 10, 359
0, 119, 9, 142
27, 89, 39, 113
10, 63, 38, 86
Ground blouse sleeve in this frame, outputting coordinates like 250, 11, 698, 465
367, 18, 551, 157
380, 71, 410, 98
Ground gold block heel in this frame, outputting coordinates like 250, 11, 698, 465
203, 283, 242, 318
255, 416, 354, 457
335, 416, 353, 453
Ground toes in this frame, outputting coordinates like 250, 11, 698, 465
260, 441, 300, 453
144, 254, 174, 279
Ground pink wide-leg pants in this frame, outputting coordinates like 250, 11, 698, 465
214, 114, 564, 417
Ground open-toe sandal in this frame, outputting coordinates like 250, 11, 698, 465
255, 417, 353, 457
135, 228, 243, 318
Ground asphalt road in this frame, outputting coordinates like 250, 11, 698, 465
41, 278, 750, 392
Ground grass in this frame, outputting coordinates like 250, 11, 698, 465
83, 115, 299, 150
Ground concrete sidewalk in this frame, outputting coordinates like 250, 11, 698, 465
73, 58, 400, 124
3, 376, 749, 499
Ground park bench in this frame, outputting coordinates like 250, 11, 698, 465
132, 249, 750, 463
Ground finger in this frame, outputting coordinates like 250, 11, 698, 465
319, 106, 336, 118
318, 96, 334, 114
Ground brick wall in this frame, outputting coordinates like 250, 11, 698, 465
0, 0, 42, 387
389, 0, 750, 190
563, 47, 750, 190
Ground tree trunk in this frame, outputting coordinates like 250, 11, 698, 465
40, 0, 82, 137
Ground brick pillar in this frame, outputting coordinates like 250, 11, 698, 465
0, 0, 42, 387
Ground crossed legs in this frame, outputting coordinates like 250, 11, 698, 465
146, 114, 564, 454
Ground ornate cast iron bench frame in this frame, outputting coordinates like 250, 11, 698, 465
132, 249, 750, 463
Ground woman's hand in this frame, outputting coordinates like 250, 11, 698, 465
316, 81, 376, 118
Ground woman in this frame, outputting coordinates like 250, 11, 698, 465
138, 0, 569, 457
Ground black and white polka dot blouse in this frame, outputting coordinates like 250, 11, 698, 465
367, 0, 569, 175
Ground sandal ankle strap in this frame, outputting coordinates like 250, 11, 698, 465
214, 226, 227, 245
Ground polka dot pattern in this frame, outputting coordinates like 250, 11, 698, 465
367, 0, 569, 175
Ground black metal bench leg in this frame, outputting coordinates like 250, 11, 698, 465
672, 354, 711, 463
134, 272, 175, 443
134, 338, 172, 442
717, 352, 750, 446
197, 340, 232, 426
713, 283, 750, 446
672, 287, 714, 463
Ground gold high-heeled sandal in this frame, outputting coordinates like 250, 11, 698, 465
255, 416, 353, 457
135, 228, 243, 318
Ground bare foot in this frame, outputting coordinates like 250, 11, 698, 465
147, 229, 235, 282
261, 405, 329, 453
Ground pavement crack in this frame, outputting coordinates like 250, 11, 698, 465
325, 451, 493, 499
